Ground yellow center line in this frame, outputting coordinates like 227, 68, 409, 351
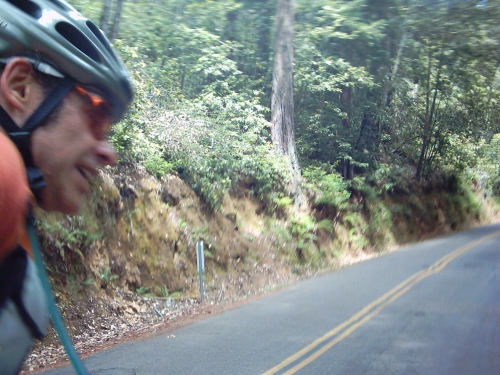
263, 230, 500, 375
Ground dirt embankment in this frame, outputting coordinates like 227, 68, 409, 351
22, 166, 499, 373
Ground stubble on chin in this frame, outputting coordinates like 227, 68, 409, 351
37, 185, 82, 215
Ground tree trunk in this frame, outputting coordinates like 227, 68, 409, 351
340, 85, 352, 179
109, 0, 124, 43
271, 0, 302, 201
382, 29, 408, 107
161, 0, 186, 68
416, 45, 444, 181
100, 0, 112, 37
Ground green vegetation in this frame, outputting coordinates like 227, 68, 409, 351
38, 0, 500, 299
66, 0, 500, 212
99, 268, 119, 285
37, 216, 103, 265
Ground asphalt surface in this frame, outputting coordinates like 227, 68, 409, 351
40, 224, 500, 375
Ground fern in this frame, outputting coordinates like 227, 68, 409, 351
343, 212, 362, 227
316, 219, 334, 233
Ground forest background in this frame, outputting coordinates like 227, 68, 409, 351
28, 0, 500, 371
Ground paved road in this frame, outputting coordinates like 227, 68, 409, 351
41, 225, 500, 375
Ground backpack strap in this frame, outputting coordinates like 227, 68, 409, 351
0, 246, 44, 340
27, 212, 90, 375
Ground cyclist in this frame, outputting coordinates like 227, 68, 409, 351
0, 0, 133, 373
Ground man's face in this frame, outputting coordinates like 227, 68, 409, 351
31, 87, 117, 214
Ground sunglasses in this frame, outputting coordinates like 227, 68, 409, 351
74, 85, 112, 140
75, 84, 108, 108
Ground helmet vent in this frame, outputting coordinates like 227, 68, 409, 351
6, 0, 42, 19
86, 21, 118, 63
55, 22, 100, 62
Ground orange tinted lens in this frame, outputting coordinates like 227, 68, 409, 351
75, 85, 106, 107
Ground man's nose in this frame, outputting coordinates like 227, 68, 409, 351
96, 140, 117, 166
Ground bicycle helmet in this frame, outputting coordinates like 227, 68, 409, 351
0, 0, 133, 123
0, 0, 133, 198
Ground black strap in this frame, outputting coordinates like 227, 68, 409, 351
0, 246, 44, 340
0, 105, 32, 166
0, 105, 21, 133
12, 292, 45, 340
27, 166, 45, 201
0, 247, 27, 311
23, 78, 74, 132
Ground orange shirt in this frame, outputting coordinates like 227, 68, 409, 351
0, 131, 32, 263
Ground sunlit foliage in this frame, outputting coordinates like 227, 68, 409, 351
71, 0, 500, 208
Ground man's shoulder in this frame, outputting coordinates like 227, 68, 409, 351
0, 131, 31, 261
0, 131, 23, 169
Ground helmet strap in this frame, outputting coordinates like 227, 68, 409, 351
0, 78, 74, 200
23, 78, 74, 132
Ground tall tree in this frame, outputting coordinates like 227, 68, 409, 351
271, 0, 302, 197
109, 0, 123, 42
399, 0, 500, 180
100, 0, 112, 36
293, 0, 383, 174
99, 0, 124, 43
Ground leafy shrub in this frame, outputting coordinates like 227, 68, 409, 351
350, 176, 379, 200
143, 155, 175, 178
290, 214, 317, 259
274, 196, 293, 209
109, 51, 290, 210
342, 212, 363, 228
315, 219, 334, 233
368, 164, 413, 194
467, 134, 500, 196
98, 268, 119, 285
341, 211, 369, 249
366, 202, 395, 249
289, 214, 334, 262
38, 219, 102, 261
303, 166, 350, 210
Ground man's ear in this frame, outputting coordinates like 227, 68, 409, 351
0, 58, 42, 124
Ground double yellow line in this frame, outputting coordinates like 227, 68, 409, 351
263, 230, 500, 375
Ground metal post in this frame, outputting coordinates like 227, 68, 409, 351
199, 269, 204, 303
196, 241, 205, 303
